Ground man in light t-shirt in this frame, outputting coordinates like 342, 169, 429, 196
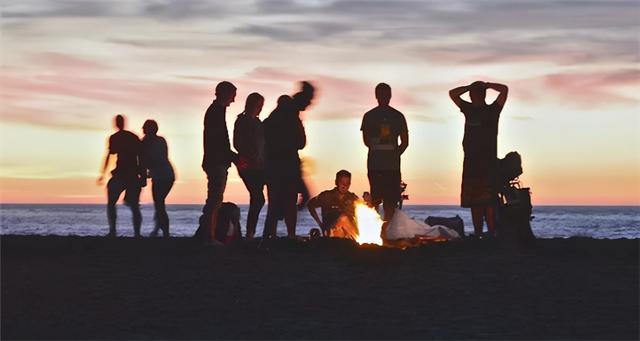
360, 83, 409, 230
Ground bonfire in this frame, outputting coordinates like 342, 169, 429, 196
354, 202, 384, 246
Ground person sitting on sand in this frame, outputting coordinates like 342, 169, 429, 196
307, 170, 359, 239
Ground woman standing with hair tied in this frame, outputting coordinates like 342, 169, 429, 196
233, 92, 266, 240
141, 119, 175, 237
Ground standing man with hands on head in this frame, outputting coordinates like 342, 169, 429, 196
197, 81, 239, 245
361, 83, 409, 238
449, 80, 508, 238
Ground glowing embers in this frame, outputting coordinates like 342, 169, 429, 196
354, 202, 384, 246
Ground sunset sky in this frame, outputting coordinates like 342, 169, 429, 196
1, 0, 639, 205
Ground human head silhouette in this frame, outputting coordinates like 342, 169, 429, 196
142, 119, 158, 136
469, 81, 487, 105
292, 81, 315, 111
244, 92, 264, 117
375, 83, 391, 106
215, 81, 237, 107
335, 169, 351, 194
114, 114, 125, 130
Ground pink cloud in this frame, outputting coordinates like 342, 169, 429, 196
30, 52, 112, 72
543, 70, 640, 107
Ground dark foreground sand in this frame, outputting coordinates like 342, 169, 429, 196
1, 236, 638, 340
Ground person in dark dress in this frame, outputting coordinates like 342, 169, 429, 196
360, 83, 409, 232
140, 119, 175, 238
233, 92, 265, 240
307, 170, 359, 239
98, 114, 145, 237
449, 80, 509, 237
197, 81, 238, 244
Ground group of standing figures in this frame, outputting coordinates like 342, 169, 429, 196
98, 79, 508, 242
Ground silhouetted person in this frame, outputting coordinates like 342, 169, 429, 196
307, 170, 359, 239
197, 81, 238, 244
361, 83, 409, 233
449, 81, 508, 237
233, 92, 266, 240
262, 84, 312, 239
141, 119, 175, 238
98, 114, 145, 237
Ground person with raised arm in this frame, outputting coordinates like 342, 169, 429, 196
263, 82, 314, 239
449, 80, 509, 238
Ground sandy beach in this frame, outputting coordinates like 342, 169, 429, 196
1, 235, 638, 340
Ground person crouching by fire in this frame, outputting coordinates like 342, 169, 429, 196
307, 170, 359, 239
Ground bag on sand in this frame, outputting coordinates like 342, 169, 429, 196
193, 202, 241, 243
497, 186, 535, 245
425, 215, 465, 237
386, 209, 460, 241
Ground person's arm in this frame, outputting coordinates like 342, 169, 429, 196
361, 114, 371, 148
399, 131, 408, 155
97, 152, 111, 185
232, 118, 242, 154
449, 84, 472, 109
294, 117, 306, 150
399, 115, 409, 155
307, 196, 324, 230
486, 82, 509, 107
97, 136, 113, 185
136, 138, 147, 187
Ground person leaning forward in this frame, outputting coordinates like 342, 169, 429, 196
307, 170, 359, 240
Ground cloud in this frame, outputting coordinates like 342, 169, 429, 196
542, 69, 640, 107
233, 21, 354, 42
4, 1, 637, 68
0, 0, 241, 19
1, 0, 122, 18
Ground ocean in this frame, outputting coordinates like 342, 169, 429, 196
1, 204, 638, 239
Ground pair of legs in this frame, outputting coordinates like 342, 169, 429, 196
239, 169, 265, 239
106, 176, 142, 237
150, 178, 174, 238
368, 171, 401, 238
263, 170, 298, 239
462, 154, 497, 237
198, 166, 228, 243
471, 205, 495, 236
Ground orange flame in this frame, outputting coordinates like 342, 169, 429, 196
354, 202, 384, 246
